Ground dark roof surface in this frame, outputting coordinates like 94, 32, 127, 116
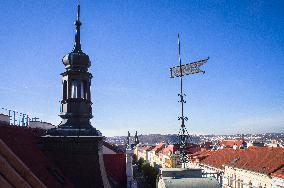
0, 125, 74, 188
0, 125, 127, 188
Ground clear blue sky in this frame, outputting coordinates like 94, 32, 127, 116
0, 0, 283, 136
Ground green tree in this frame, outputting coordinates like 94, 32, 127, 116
132, 154, 138, 164
137, 157, 145, 170
141, 162, 159, 188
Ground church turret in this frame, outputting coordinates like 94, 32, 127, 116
48, 3, 98, 136
134, 131, 139, 146
59, 3, 92, 130
42, 3, 110, 187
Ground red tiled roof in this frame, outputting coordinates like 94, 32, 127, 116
200, 149, 239, 169
0, 125, 127, 187
186, 144, 201, 154
220, 139, 246, 147
104, 154, 126, 188
161, 145, 178, 155
138, 144, 151, 152
139, 145, 155, 152
152, 142, 165, 153
199, 147, 284, 175
146, 146, 155, 151
271, 167, 284, 179
189, 149, 213, 159
0, 139, 46, 188
0, 125, 74, 188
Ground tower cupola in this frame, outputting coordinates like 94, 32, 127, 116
48, 2, 98, 135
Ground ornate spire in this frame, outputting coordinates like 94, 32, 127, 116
134, 131, 139, 146
127, 131, 131, 148
73, 1, 82, 52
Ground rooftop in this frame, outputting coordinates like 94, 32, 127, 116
162, 177, 220, 188
0, 125, 126, 187
194, 147, 284, 175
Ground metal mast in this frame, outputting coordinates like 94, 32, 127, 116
170, 34, 209, 168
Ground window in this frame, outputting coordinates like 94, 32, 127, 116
240, 180, 243, 188
237, 179, 240, 188
63, 80, 67, 100
248, 181, 252, 188
81, 80, 87, 99
71, 80, 87, 99
71, 80, 79, 98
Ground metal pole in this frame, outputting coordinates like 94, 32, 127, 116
13, 111, 16, 125
8, 110, 11, 125
170, 34, 208, 168
178, 34, 184, 128
26, 115, 29, 126
22, 114, 25, 126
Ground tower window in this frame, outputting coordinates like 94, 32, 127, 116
71, 80, 79, 98
82, 80, 87, 99
71, 80, 87, 99
63, 80, 67, 100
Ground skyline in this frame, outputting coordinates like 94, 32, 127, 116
0, 1, 283, 136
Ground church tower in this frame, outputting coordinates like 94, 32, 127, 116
48, 3, 98, 136
134, 131, 139, 146
59, 3, 92, 130
43, 3, 110, 187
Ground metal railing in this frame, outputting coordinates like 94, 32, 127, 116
0, 107, 43, 126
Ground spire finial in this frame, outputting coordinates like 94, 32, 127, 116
77, 0, 80, 21
73, 0, 82, 52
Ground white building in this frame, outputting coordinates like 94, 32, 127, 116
271, 167, 284, 188
0, 114, 10, 125
188, 147, 284, 188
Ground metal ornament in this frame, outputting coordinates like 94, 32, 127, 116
127, 131, 131, 149
169, 34, 208, 168
73, 1, 82, 52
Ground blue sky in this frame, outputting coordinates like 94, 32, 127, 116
0, 0, 283, 136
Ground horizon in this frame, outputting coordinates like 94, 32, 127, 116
107, 132, 284, 137
0, 1, 283, 137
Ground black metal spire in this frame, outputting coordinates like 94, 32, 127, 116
134, 131, 139, 145
127, 131, 131, 149
73, 1, 82, 52
169, 34, 209, 168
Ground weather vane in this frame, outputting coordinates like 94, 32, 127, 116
169, 34, 209, 168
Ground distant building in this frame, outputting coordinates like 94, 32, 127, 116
271, 167, 284, 188
135, 142, 201, 169
159, 144, 180, 168
188, 147, 284, 188
200, 141, 213, 151
266, 139, 282, 148
247, 140, 265, 147
219, 139, 247, 149
29, 121, 55, 130
136, 144, 155, 162
0, 114, 9, 125
149, 142, 166, 167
